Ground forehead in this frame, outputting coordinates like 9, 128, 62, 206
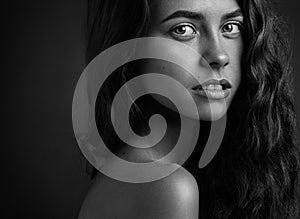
149, 0, 240, 20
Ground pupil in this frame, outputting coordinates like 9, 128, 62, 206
178, 26, 186, 34
225, 24, 233, 32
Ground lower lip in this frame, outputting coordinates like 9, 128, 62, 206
191, 89, 231, 99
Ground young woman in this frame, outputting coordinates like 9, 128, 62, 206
78, 0, 300, 218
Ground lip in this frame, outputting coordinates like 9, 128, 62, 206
191, 88, 231, 99
191, 78, 232, 100
191, 78, 232, 90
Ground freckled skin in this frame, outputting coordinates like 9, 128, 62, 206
143, 0, 243, 121
79, 0, 243, 218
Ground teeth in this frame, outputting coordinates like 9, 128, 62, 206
202, 84, 223, 90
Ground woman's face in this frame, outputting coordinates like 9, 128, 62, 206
140, 0, 243, 121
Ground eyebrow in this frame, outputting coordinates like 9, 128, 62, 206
161, 9, 243, 23
221, 9, 243, 21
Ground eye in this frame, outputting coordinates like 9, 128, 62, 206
170, 24, 197, 40
221, 22, 242, 36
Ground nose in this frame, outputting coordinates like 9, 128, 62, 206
200, 35, 229, 70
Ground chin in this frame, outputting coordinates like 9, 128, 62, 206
198, 108, 227, 121
185, 105, 227, 121
150, 94, 230, 122
178, 99, 228, 121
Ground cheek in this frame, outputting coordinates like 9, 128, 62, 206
136, 59, 200, 115
227, 40, 243, 87
133, 39, 243, 121
138, 59, 196, 88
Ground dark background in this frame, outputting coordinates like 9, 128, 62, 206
5, 0, 300, 218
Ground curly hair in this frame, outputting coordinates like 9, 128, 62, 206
201, 0, 300, 218
84, 0, 300, 218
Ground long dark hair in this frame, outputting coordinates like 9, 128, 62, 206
85, 0, 300, 218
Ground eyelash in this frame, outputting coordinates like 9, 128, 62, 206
221, 22, 243, 35
169, 21, 243, 40
170, 23, 197, 40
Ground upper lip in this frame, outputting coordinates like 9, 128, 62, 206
191, 78, 232, 90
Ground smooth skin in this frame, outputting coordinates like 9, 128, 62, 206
79, 0, 243, 218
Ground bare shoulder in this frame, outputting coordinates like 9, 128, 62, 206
78, 166, 199, 219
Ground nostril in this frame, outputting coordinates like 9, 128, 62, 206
201, 49, 230, 69
209, 61, 222, 69
209, 61, 218, 67
209, 59, 229, 69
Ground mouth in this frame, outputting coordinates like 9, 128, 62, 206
191, 79, 232, 99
